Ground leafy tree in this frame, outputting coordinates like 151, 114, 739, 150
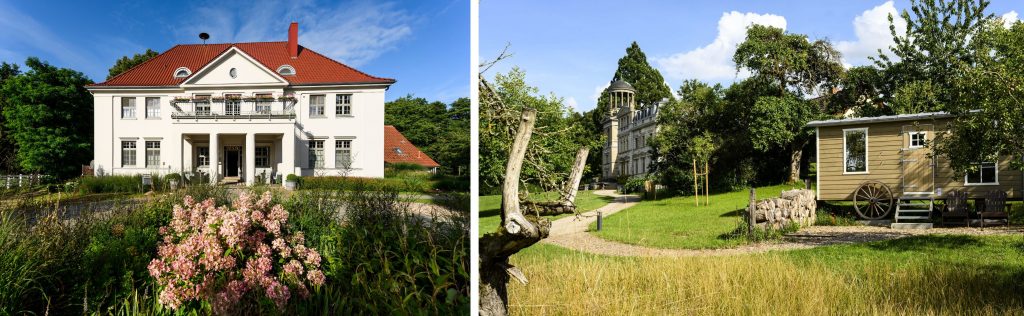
733, 25, 844, 182
649, 80, 724, 191
107, 49, 159, 80
870, 0, 993, 115
1, 57, 93, 179
935, 20, 1024, 174
0, 62, 21, 173
384, 95, 469, 175
480, 67, 594, 194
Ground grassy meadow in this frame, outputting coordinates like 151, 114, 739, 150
590, 184, 803, 249
478, 190, 615, 236
506, 236, 1024, 315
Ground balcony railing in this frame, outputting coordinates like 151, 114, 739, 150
171, 99, 296, 120
172, 110, 296, 120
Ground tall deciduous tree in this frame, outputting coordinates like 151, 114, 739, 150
107, 49, 159, 80
869, 0, 993, 115
0, 62, 21, 173
384, 95, 470, 175
1, 57, 93, 179
936, 20, 1024, 174
480, 67, 593, 194
733, 25, 844, 182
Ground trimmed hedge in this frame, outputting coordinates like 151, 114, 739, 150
77, 175, 169, 194
299, 176, 433, 193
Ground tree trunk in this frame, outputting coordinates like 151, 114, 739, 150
480, 108, 546, 316
788, 139, 806, 183
561, 148, 589, 207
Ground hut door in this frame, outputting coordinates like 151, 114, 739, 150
901, 125, 934, 195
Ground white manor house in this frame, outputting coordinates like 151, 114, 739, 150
86, 23, 394, 185
602, 80, 662, 180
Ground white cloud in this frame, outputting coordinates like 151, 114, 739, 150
835, 1, 907, 67
656, 11, 786, 82
178, 0, 413, 67
565, 97, 578, 110
1002, 11, 1019, 28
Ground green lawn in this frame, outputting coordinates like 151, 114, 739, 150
478, 190, 614, 237
505, 235, 1024, 315
591, 183, 806, 249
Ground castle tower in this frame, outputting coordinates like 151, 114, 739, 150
605, 80, 635, 179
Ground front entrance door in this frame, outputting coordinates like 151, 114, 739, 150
901, 124, 934, 195
225, 147, 240, 177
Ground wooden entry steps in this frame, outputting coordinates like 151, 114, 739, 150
891, 195, 934, 229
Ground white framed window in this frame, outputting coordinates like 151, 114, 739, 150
145, 97, 160, 118
145, 141, 161, 167
225, 94, 241, 115
965, 162, 998, 185
310, 95, 325, 117
335, 140, 352, 168
194, 95, 210, 115
843, 128, 868, 174
909, 131, 927, 149
255, 146, 270, 167
335, 94, 352, 116
197, 146, 209, 167
255, 93, 272, 113
308, 140, 324, 168
121, 141, 136, 167
121, 97, 136, 119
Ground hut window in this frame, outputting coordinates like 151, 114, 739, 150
843, 128, 868, 173
966, 162, 997, 185
909, 132, 927, 148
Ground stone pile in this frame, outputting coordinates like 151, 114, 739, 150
751, 189, 816, 229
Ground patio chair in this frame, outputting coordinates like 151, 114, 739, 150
941, 189, 970, 227
980, 190, 1009, 229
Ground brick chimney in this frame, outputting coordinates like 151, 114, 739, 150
288, 22, 298, 59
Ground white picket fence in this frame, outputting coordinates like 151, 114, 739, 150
1, 174, 44, 189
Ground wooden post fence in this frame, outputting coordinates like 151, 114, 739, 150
748, 188, 756, 235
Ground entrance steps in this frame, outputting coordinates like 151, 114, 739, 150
891, 195, 934, 229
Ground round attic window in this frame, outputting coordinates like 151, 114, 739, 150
276, 65, 295, 76
173, 67, 191, 78
229, 68, 238, 78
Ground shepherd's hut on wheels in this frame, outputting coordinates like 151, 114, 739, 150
807, 112, 1022, 228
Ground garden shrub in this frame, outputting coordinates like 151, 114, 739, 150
299, 176, 432, 193
148, 192, 325, 313
621, 176, 648, 194
78, 175, 169, 194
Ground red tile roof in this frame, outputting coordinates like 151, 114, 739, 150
90, 42, 395, 87
384, 125, 440, 168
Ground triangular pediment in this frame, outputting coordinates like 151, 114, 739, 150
182, 47, 287, 86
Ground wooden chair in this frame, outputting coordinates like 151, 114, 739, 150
980, 190, 1009, 229
941, 190, 970, 227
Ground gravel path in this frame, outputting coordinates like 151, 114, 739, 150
542, 190, 1024, 257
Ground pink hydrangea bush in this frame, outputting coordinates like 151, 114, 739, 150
148, 191, 325, 313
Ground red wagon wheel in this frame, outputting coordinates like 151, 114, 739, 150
853, 180, 894, 220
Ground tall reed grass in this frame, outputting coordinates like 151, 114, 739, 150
506, 240, 1024, 315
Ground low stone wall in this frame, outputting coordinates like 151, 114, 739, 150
751, 189, 816, 229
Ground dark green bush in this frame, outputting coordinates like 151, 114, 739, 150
386, 162, 426, 172
621, 176, 648, 194
432, 174, 470, 192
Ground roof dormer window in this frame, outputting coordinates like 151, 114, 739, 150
277, 65, 296, 76
173, 67, 192, 78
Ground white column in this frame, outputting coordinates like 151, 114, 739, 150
281, 129, 296, 181
209, 133, 219, 184
245, 133, 256, 185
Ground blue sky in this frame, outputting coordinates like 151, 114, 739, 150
481, 0, 1022, 112
0, 0, 468, 103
